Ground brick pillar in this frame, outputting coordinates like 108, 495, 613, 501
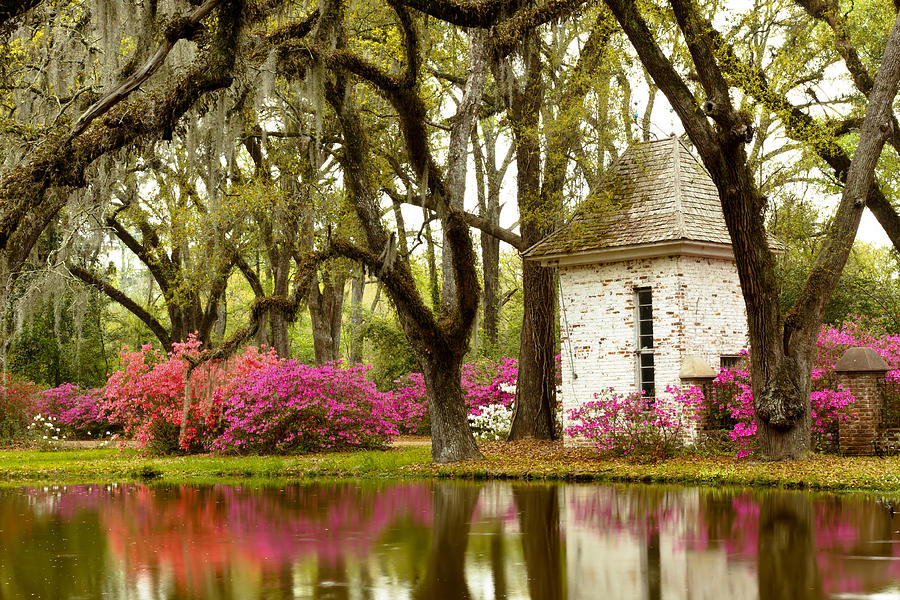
835, 347, 889, 456
679, 355, 717, 444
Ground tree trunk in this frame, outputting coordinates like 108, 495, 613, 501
309, 269, 345, 364
441, 29, 487, 313
424, 215, 440, 309
509, 261, 557, 440
413, 483, 480, 600
502, 33, 558, 441
481, 225, 500, 350
472, 123, 503, 351
421, 352, 482, 463
753, 353, 814, 460
349, 266, 365, 363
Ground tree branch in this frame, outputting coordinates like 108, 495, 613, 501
787, 8, 900, 337
384, 186, 523, 249
67, 0, 224, 140
68, 263, 173, 351
702, 13, 900, 251
0, 0, 42, 30
489, 0, 591, 59
794, 0, 900, 155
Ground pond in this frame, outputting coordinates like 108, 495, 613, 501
0, 481, 898, 599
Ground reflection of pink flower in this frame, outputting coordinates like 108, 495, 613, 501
23, 482, 435, 593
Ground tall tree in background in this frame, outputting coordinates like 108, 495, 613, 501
499, 11, 614, 440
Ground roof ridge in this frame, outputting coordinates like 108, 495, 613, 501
671, 134, 686, 239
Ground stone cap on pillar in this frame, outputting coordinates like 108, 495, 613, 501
834, 347, 890, 373
679, 355, 718, 381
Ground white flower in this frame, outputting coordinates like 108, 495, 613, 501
42, 436, 47, 439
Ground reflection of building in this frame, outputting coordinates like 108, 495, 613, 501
564, 485, 758, 600
524, 137, 747, 444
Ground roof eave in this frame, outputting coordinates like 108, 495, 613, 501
527, 239, 736, 267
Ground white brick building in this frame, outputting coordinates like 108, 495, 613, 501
523, 136, 748, 444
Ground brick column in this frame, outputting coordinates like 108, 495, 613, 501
679, 355, 717, 444
835, 347, 889, 456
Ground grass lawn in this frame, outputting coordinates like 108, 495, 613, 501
3, 438, 900, 491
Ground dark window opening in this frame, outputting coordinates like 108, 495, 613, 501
635, 288, 655, 398
720, 355, 741, 370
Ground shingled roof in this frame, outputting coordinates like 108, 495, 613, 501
523, 135, 733, 262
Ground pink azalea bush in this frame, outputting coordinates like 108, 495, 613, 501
212, 361, 399, 453
386, 357, 519, 435
100, 336, 280, 451
31, 384, 111, 438
709, 320, 895, 457
565, 386, 704, 458
388, 372, 429, 434
708, 366, 855, 458
462, 357, 517, 414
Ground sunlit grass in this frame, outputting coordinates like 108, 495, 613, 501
4, 442, 900, 492
0, 445, 433, 484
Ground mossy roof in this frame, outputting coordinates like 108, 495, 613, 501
523, 135, 733, 259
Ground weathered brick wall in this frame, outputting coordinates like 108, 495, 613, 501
559, 254, 747, 448
837, 373, 882, 455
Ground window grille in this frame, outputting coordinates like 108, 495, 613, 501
635, 287, 655, 398
720, 355, 741, 370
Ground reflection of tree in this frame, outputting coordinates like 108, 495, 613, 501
412, 483, 481, 600
513, 485, 563, 600
646, 528, 661, 600
315, 556, 350, 600
490, 522, 508, 600
758, 493, 823, 600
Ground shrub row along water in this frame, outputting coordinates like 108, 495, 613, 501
2, 335, 519, 453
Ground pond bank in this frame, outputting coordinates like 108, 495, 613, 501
3, 438, 900, 491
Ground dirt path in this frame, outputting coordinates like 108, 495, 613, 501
56, 436, 432, 450
390, 435, 431, 447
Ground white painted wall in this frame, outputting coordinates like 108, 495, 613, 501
557, 254, 747, 446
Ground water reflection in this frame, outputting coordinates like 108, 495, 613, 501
1, 482, 900, 598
